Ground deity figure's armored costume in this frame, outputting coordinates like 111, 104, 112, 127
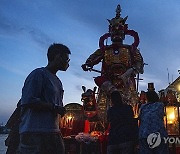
82, 5, 144, 122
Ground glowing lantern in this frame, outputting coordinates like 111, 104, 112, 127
178, 84, 180, 92
164, 106, 179, 135
163, 90, 180, 135
166, 107, 177, 124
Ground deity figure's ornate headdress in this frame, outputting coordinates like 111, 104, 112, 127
107, 5, 127, 24
99, 4, 139, 51
107, 4, 128, 37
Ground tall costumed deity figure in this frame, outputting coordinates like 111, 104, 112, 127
82, 5, 144, 122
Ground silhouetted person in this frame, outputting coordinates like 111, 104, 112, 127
139, 89, 169, 154
107, 91, 138, 154
5, 100, 21, 154
17, 43, 71, 154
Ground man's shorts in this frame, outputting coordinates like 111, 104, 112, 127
17, 133, 65, 154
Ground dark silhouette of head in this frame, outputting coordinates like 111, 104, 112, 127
47, 43, 71, 71
146, 91, 159, 103
111, 91, 123, 106
47, 43, 71, 62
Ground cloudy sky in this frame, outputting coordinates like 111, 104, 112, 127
0, 0, 180, 124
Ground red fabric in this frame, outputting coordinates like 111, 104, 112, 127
105, 124, 110, 135
71, 120, 84, 135
98, 134, 108, 154
84, 120, 90, 133
98, 124, 110, 154
94, 76, 108, 87
176, 147, 180, 154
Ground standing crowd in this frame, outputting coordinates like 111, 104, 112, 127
107, 85, 169, 154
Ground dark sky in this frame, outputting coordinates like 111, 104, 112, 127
0, 0, 180, 124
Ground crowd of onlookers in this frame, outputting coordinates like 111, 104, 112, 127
107, 86, 169, 154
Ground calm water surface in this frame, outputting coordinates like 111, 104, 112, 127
0, 134, 8, 154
